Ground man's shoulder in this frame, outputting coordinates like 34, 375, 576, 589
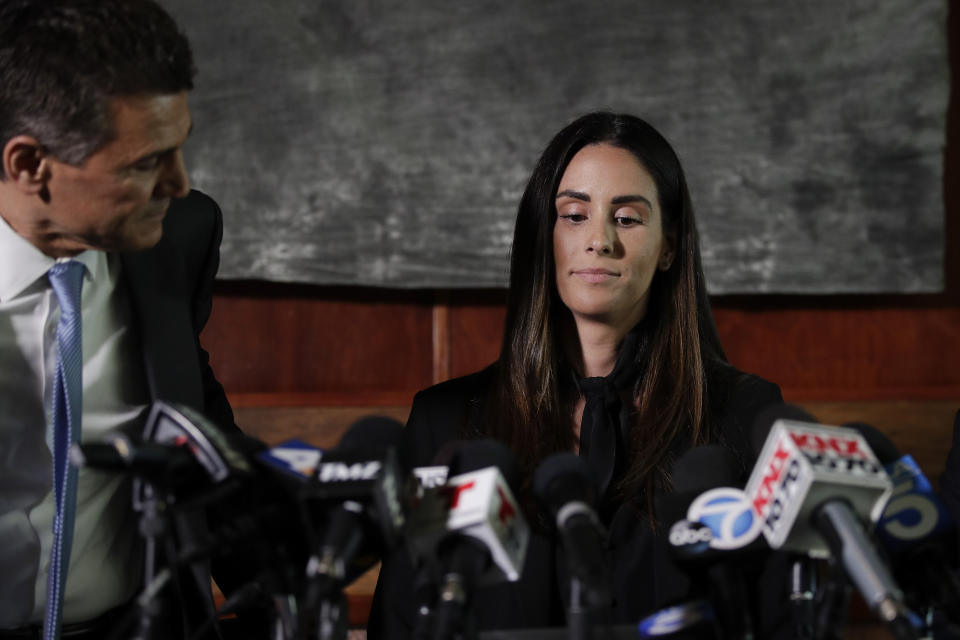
161, 189, 222, 241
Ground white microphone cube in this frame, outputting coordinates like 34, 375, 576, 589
406, 466, 529, 584
745, 421, 893, 555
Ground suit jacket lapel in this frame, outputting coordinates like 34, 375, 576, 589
121, 247, 203, 411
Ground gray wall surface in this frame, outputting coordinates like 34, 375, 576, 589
163, 0, 949, 293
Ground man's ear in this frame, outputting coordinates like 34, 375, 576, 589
3, 136, 51, 193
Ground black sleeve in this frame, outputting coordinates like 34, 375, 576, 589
177, 192, 269, 638
714, 371, 785, 478
186, 191, 237, 434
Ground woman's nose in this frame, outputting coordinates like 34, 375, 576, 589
587, 220, 615, 255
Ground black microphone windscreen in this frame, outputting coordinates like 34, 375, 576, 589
750, 403, 817, 456
449, 439, 521, 492
337, 416, 404, 457
671, 445, 741, 493
532, 452, 597, 511
430, 439, 466, 467
844, 422, 901, 465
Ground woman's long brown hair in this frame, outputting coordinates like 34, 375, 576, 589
484, 112, 731, 507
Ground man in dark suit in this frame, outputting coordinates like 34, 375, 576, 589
0, 1, 247, 637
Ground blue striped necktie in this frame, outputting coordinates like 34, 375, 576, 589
44, 260, 85, 640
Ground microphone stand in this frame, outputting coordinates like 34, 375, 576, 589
567, 577, 591, 640
790, 556, 817, 640
132, 481, 173, 640
317, 592, 348, 640
814, 557, 850, 640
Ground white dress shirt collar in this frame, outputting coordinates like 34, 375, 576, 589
0, 214, 102, 302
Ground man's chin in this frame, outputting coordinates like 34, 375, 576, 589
116, 219, 165, 252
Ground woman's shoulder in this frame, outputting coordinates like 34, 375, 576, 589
401, 365, 497, 468
707, 362, 785, 473
709, 361, 782, 414
411, 364, 496, 409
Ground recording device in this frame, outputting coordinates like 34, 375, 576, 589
845, 422, 960, 634
660, 444, 765, 640
405, 439, 530, 640
745, 408, 918, 639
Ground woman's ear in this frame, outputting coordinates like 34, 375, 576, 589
658, 233, 676, 271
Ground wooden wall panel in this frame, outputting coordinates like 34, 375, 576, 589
447, 291, 507, 380
201, 284, 436, 405
713, 306, 960, 401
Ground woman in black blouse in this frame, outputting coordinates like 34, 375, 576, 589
369, 112, 786, 638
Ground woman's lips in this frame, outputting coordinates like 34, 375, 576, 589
572, 268, 619, 283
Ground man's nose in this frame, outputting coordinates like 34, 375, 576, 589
156, 149, 190, 199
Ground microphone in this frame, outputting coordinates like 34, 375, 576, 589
749, 405, 842, 640
661, 445, 764, 640
70, 433, 209, 491
405, 439, 530, 640
294, 416, 406, 640
141, 400, 257, 483
846, 422, 960, 633
75, 401, 270, 640
744, 406, 917, 639
72, 400, 260, 496
532, 452, 611, 607
533, 452, 611, 640
303, 417, 406, 590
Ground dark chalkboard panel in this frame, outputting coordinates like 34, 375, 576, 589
162, 0, 947, 292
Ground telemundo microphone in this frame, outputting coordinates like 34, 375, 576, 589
846, 422, 960, 633
745, 407, 919, 639
657, 444, 766, 640
404, 439, 530, 640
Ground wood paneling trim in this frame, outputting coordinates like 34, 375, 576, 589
227, 391, 416, 408
783, 386, 960, 402
432, 296, 451, 384
225, 385, 960, 410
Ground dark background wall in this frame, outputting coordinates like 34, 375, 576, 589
166, 0, 947, 292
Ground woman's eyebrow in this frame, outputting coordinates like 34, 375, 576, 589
556, 189, 589, 201
611, 194, 653, 208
